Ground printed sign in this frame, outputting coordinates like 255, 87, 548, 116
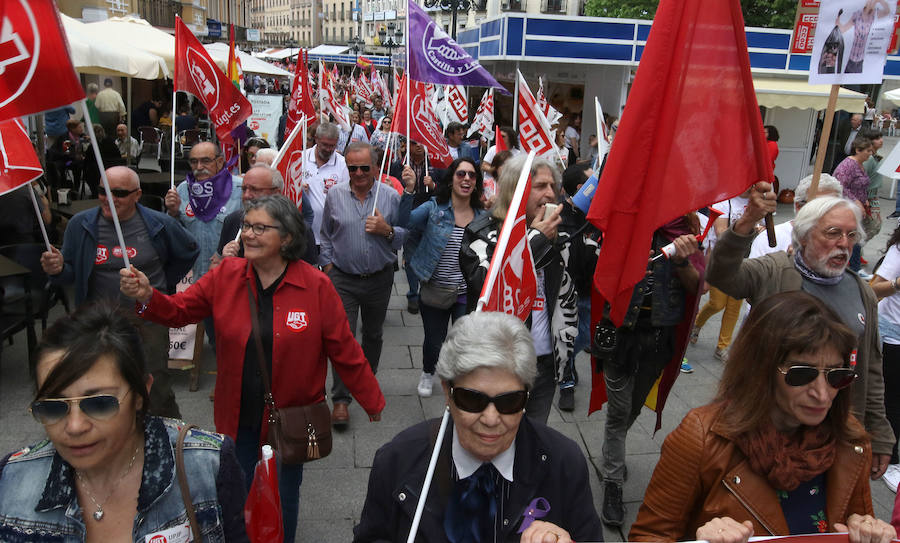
168, 272, 198, 360
247, 93, 282, 145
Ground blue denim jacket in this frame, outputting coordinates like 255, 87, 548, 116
0, 417, 247, 543
406, 198, 486, 282
52, 205, 199, 306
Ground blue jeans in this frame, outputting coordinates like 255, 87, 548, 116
235, 426, 304, 543
404, 259, 420, 302
420, 297, 467, 374
850, 244, 862, 272
560, 296, 591, 390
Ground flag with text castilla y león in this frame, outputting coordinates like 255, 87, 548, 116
586, 0, 771, 416
392, 75, 453, 167
284, 49, 316, 141
516, 71, 558, 158
406, 0, 509, 94
174, 16, 252, 143
0, 0, 85, 123
477, 151, 538, 322
467, 88, 494, 140
0, 118, 43, 196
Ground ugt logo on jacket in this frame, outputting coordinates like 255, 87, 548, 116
286, 310, 308, 331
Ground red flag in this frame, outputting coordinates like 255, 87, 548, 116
174, 16, 252, 143
392, 76, 453, 167
495, 124, 507, 152
0, 118, 43, 195
446, 85, 468, 124
536, 77, 550, 118
586, 0, 771, 327
243, 447, 283, 543
319, 61, 350, 131
0, 0, 85, 123
285, 49, 316, 141
477, 152, 538, 322
278, 126, 305, 209
516, 71, 556, 158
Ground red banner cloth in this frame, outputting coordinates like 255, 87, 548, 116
0, 118, 43, 196
278, 131, 305, 209
0, 0, 85, 123
284, 50, 316, 141
174, 16, 252, 143
243, 454, 283, 543
392, 76, 453, 168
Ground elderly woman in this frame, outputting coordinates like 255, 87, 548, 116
354, 311, 603, 543
120, 194, 385, 543
630, 291, 896, 543
0, 304, 247, 541
833, 137, 875, 274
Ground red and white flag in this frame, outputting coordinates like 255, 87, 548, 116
536, 77, 550, 118
0, 0, 85, 123
516, 71, 557, 158
392, 69, 402, 108
319, 61, 350, 131
594, 96, 611, 165
371, 70, 389, 104
277, 121, 306, 209
446, 85, 468, 124
355, 72, 374, 106
467, 89, 495, 140
174, 16, 252, 143
477, 151, 539, 322
0, 118, 43, 196
392, 76, 453, 167
284, 49, 316, 141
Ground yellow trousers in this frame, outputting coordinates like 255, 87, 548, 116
694, 286, 743, 350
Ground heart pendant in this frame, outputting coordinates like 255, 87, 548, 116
93, 509, 104, 521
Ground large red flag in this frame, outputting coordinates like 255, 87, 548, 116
0, 118, 42, 196
284, 49, 316, 141
0, 0, 85, 123
174, 16, 252, 143
516, 71, 557, 158
243, 446, 283, 543
392, 76, 453, 167
476, 152, 538, 322
586, 0, 771, 328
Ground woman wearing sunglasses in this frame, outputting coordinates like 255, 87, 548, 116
355, 311, 603, 543
120, 195, 385, 543
630, 291, 896, 543
0, 304, 248, 541
406, 157, 487, 398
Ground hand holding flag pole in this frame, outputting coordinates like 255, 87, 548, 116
651, 208, 723, 261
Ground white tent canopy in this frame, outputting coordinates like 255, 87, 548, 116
257, 47, 302, 60
86, 16, 177, 75
883, 87, 900, 106
61, 15, 169, 79
308, 45, 349, 55
204, 43, 292, 77
753, 78, 867, 111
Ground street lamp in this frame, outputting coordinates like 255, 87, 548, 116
347, 35, 364, 54
378, 21, 403, 88
422, 0, 472, 40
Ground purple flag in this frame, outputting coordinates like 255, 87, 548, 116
407, 1, 510, 94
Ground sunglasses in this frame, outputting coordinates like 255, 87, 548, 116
347, 164, 371, 173
454, 170, 477, 180
450, 385, 529, 415
30, 391, 130, 425
106, 188, 139, 198
778, 365, 857, 389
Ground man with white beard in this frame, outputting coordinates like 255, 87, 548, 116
707, 182, 895, 481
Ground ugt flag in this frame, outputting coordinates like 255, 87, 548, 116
392, 76, 453, 167
175, 16, 252, 143
285, 49, 316, 141
0, 118, 43, 196
476, 151, 539, 322
407, 0, 508, 93
0, 0, 85, 123
278, 122, 306, 209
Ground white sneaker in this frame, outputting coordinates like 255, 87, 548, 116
883, 464, 900, 493
417, 372, 434, 397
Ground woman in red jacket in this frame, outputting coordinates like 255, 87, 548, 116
120, 194, 385, 543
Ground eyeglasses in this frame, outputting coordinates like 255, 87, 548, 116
30, 391, 130, 425
449, 385, 529, 415
778, 365, 858, 389
241, 222, 281, 236
454, 170, 477, 180
347, 165, 371, 173
188, 156, 218, 166
106, 188, 139, 198
820, 227, 860, 244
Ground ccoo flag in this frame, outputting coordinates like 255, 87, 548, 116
0, 118, 43, 196
407, 1, 509, 93
0, 0, 85, 123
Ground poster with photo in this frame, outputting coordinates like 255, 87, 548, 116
808, 0, 896, 85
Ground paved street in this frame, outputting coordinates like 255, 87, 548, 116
0, 202, 897, 542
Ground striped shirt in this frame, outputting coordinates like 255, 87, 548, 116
430, 225, 467, 293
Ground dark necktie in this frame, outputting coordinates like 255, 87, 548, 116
444, 463, 499, 543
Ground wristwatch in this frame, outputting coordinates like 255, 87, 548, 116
386, 227, 395, 242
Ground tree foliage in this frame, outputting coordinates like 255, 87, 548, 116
583, 0, 798, 29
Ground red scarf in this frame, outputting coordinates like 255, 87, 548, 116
734, 421, 836, 491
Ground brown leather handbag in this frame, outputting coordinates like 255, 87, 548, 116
247, 280, 332, 465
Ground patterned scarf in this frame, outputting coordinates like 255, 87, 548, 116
734, 421, 836, 491
794, 250, 844, 286
186, 156, 238, 222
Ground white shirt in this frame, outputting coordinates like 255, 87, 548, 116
706, 196, 750, 248
877, 245, 900, 344
452, 426, 515, 482
301, 145, 349, 244
564, 126, 580, 151
749, 220, 793, 259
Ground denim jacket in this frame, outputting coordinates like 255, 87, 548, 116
52, 205, 199, 306
0, 417, 248, 543
406, 198, 487, 282
620, 233, 691, 329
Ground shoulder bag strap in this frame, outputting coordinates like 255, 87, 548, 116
176, 424, 201, 541
247, 277, 278, 416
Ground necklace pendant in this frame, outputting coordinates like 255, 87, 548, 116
93, 508, 104, 521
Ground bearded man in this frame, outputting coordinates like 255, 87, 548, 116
707, 183, 895, 481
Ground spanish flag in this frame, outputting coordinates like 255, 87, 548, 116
227, 24, 242, 89
356, 56, 372, 70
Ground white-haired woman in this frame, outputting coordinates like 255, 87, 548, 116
354, 311, 603, 543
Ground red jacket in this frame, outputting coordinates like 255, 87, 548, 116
139, 257, 385, 440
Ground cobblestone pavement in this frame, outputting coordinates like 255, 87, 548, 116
0, 202, 896, 542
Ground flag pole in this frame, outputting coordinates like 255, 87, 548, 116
513, 70, 520, 132
424, 146, 429, 193
373, 131, 394, 217
808, 85, 840, 201
170, 88, 178, 190
80, 100, 131, 269
406, 406, 450, 543
26, 185, 52, 252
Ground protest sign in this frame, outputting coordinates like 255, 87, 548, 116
247, 94, 283, 145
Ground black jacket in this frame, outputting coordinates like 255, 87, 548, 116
353, 417, 603, 543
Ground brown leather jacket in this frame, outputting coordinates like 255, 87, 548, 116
629, 404, 873, 542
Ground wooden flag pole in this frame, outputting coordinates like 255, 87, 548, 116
808, 84, 841, 201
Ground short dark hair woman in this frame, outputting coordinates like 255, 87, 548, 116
0, 303, 248, 541
630, 291, 896, 543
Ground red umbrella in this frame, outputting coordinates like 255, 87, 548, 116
244, 445, 284, 542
